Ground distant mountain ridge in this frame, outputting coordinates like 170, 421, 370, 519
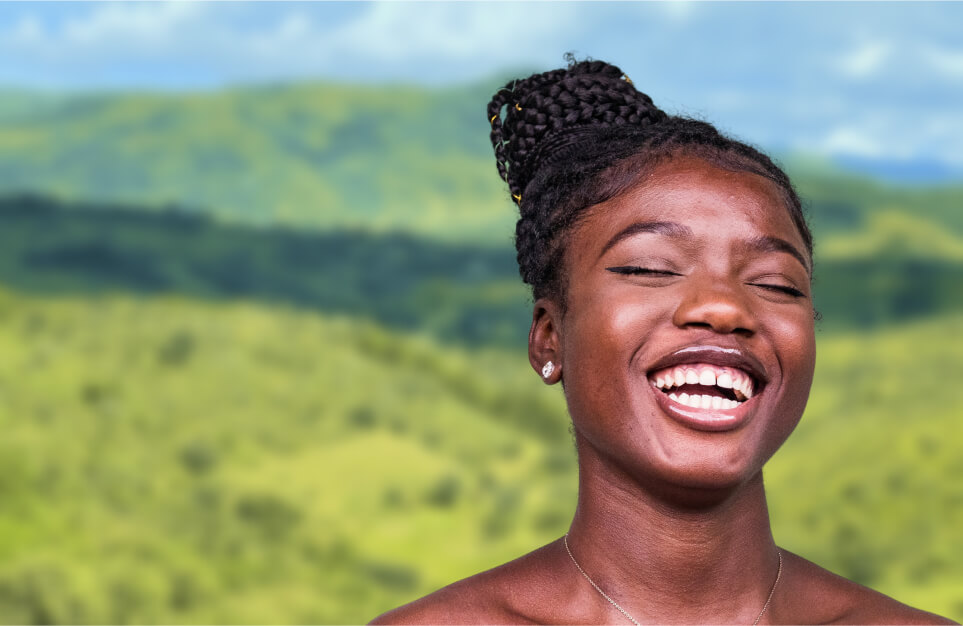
0, 82, 513, 242
0, 82, 961, 244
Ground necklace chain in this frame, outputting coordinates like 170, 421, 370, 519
563, 534, 783, 626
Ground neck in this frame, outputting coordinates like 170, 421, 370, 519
565, 436, 780, 624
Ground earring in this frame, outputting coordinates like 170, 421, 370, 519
541, 361, 555, 379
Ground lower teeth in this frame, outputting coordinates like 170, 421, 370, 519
668, 392, 740, 410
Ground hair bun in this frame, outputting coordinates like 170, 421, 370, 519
487, 57, 667, 206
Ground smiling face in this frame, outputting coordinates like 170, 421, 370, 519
534, 155, 816, 495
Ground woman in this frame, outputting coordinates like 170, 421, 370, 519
372, 59, 953, 625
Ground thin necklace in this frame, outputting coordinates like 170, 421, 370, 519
563, 534, 783, 626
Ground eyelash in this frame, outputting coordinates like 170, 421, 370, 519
606, 266, 679, 277
607, 267, 806, 298
751, 283, 806, 298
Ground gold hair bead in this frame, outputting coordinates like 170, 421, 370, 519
622, 74, 633, 85
512, 193, 522, 202
514, 103, 522, 111
490, 114, 498, 123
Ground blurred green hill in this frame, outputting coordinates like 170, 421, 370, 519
0, 287, 960, 623
2, 83, 961, 337
1, 84, 961, 243
0, 83, 511, 242
1, 82, 961, 624
0, 194, 528, 346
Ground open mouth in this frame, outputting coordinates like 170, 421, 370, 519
649, 364, 757, 411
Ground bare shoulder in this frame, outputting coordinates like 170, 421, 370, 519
368, 578, 507, 625
369, 541, 566, 625
779, 550, 957, 625
370, 545, 957, 625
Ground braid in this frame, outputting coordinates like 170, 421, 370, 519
489, 59, 665, 205
486, 57, 812, 303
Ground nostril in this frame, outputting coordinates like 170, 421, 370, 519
679, 319, 754, 337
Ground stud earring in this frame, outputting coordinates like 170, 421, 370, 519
541, 361, 555, 379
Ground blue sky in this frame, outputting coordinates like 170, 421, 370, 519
1, 1, 961, 181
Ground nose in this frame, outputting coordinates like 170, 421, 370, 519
671, 275, 757, 336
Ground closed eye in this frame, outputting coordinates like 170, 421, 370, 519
606, 266, 681, 276
751, 283, 806, 298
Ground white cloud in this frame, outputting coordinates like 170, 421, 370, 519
320, 2, 579, 68
921, 44, 963, 79
837, 40, 891, 78
819, 127, 888, 159
655, 1, 695, 23
59, 2, 200, 47
805, 110, 963, 168
7, 14, 45, 45
0, 2, 585, 85
0, 2, 212, 76
213, 2, 586, 84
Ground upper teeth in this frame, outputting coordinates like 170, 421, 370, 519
652, 363, 755, 401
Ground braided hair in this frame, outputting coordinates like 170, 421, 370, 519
488, 57, 812, 304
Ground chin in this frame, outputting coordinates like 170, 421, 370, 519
644, 450, 767, 505
603, 416, 785, 508
674, 459, 763, 494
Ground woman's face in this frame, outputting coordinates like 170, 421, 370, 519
545, 155, 816, 493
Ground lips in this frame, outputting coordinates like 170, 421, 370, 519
644, 345, 770, 432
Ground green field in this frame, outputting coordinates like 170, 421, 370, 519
0, 287, 960, 623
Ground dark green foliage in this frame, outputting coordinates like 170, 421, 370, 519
0, 194, 528, 346
358, 561, 419, 592
814, 258, 963, 324
179, 442, 218, 475
158, 332, 195, 367
4, 193, 963, 340
235, 493, 302, 540
424, 475, 461, 508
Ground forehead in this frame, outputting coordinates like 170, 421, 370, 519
570, 156, 804, 258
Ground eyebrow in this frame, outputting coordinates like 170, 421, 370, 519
598, 220, 812, 274
745, 235, 811, 275
598, 221, 694, 259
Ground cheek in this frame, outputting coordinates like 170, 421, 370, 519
788, 313, 816, 377
564, 292, 664, 365
768, 308, 817, 406
561, 293, 670, 416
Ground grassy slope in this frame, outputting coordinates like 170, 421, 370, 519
768, 314, 963, 616
0, 287, 960, 623
0, 287, 569, 623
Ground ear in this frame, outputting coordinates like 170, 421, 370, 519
528, 297, 563, 384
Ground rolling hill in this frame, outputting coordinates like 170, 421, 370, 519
0, 79, 961, 624
0, 287, 960, 623
0, 83, 960, 245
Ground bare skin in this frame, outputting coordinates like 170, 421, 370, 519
372, 157, 955, 625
